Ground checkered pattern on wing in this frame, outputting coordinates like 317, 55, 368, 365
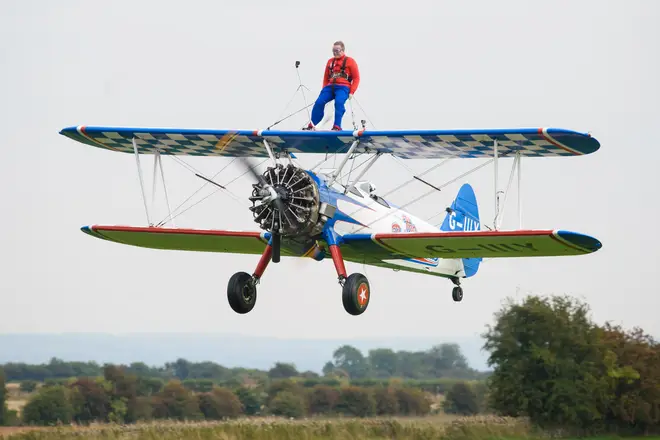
362, 133, 575, 159
86, 130, 270, 157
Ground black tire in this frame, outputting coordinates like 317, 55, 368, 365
452, 286, 463, 302
227, 272, 257, 314
342, 273, 370, 315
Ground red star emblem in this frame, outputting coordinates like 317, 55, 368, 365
357, 283, 369, 307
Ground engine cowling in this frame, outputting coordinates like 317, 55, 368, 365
248, 164, 321, 237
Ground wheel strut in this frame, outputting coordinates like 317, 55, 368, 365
328, 244, 347, 285
253, 243, 273, 282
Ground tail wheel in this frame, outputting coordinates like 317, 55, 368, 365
452, 286, 463, 302
342, 273, 370, 315
227, 272, 257, 314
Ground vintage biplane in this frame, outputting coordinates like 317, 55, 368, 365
59, 124, 602, 316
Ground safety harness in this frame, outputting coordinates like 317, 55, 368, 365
328, 57, 351, 83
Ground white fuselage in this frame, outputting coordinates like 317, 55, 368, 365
324, 178, 467, 279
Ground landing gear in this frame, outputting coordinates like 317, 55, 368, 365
342, 273, 370, 315
227, 242, 273, 314
327, 242, 371, 315
452, 286, 463, 302
450, 277, 463, 302
227, 272, 257, 314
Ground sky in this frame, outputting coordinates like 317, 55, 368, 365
1, 0, 659, 350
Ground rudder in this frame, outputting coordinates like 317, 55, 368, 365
440, 183, 482, 277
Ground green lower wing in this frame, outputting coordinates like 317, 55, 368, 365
82, 225, 271, 254
342, 230, 602, 259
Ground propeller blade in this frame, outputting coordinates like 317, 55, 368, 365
237, 157, 267, 186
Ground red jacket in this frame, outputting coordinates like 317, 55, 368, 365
323, 55, 360, 95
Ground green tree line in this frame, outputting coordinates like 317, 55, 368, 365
0, 342, 485, 383
7, 367, 485, 425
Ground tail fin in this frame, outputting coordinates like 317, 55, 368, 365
439, 183, 482, 277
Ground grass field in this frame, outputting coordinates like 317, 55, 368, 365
0, 415, 543, 440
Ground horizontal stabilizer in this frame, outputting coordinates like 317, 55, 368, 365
341, 230, 602, 259
59, 125, 599, 159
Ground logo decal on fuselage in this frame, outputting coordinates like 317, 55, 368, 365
402, 215, 417, 232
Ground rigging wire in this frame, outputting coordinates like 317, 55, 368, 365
349, 158, 495, 233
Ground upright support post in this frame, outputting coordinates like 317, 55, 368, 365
493, 139, 499, 230
517, 152, 522, 229
329, 140, 359, 186
157, 152, 176, 228
262, 138, 278, 167
346, 152, 381, 193
132, 138, 152, 226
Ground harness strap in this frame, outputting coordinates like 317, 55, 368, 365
329, 57, 351, 82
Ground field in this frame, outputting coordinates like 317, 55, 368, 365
0, 415, 537, 439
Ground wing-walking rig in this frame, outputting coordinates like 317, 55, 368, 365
59, 63, 601, 316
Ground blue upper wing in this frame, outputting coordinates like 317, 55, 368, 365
59, 125, 600, 159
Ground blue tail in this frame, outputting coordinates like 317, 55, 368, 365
439, 183, 482, 278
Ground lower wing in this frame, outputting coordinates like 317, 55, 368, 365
341, 229, 602, 259
82, 225, 273, 255
81, 226, 601, 260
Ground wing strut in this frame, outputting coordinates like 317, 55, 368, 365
494, 139, 499, 229
329, 139, 360, 186
132, 137, 152, 226
518, 152, 523, 229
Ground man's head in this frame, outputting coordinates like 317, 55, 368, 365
332, 41, 345, 58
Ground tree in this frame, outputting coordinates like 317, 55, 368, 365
0, 367, 7, 426
332, 345, 370, 378
368, 349, 398, 378
322, 361, 335, 376
335, 386, 376, 417
427, 343, 469, 375
268, 362, 298, 379
69, 377, 112, 424
600, 323, 660, 434
234, 386, 263, 416
22, 385, 73, 425
482, 295, 614, 431
395, 387, 431, 416
198, 387, 242, 419
443, 382, 479, 415
373, 386, 399, 415
269, 391, 306, 418
151, 380, 202, 421
307, 385, 340, 415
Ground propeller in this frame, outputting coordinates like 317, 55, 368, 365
238, 157, 286, 263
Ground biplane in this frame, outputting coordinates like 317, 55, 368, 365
59, 124, 602, 316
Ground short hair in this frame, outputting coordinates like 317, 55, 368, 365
333, 41, 345, 50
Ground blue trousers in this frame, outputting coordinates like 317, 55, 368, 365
311, 85, 350, 128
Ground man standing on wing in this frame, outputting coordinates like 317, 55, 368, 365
304, 41, 360, 131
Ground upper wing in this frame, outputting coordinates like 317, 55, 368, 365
82, 225, 276, 255
340, 229, 602, 260
59, 125, 600, 159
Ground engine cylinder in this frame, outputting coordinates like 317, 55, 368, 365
248, 164, 321, 237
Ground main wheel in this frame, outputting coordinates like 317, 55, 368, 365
342, 273, 370, 315
452, 286, 463, 302
227, 272, 257, 314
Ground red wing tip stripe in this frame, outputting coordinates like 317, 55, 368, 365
374, 230, 555, 240
540, 128, 583, 155
88, 225, 263, 238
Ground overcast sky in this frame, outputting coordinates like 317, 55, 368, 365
1, 0, 658, 347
